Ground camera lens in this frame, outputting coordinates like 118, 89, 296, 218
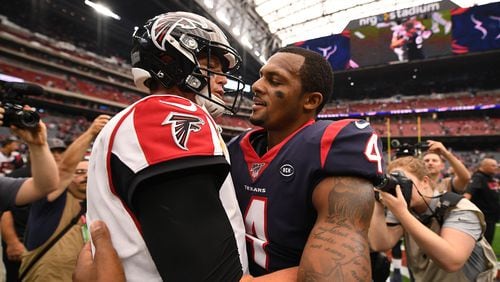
19, 111, 40, 128
375, 174, 398, 196
391, 139, 401, 148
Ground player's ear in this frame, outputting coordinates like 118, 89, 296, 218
303, 92, 323, 112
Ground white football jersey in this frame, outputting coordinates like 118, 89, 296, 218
86, 94, 248, 281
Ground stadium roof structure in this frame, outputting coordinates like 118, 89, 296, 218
191, 0, 499, 76
202, 0, 498, 60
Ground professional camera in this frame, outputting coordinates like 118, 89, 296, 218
0, 81, 43, 129
391, 139, 429, 158
375, 170, 414, 205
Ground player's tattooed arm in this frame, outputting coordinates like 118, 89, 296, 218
298, 176, 374, 282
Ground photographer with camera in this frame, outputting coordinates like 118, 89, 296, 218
0, 82, 59, 206
423, 140, 470, 194
369, 156, 497, 281
0, 105, 59, 210
0, 82, 43, 130
0, 105, 60, 280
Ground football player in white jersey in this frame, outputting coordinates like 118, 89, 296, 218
85, 11, 248, 282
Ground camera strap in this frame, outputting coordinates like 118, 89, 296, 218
433, 192, 463, 226
19, 202, 86, 280
416, 192, 463, 226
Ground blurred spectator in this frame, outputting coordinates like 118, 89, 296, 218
47, 138, 67, 164
389, 17, 434, 61
0, 137, 24, 176
1, 137, 67, 281
1, 207, 28, 282
423, 140, 471, 194
18, 115, 109, 281
465, 158, 500, 245
20, 160, 88, 281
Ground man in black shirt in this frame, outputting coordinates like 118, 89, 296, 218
466, 158, 499, 244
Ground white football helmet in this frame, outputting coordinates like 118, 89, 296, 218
131, 12, 244, 117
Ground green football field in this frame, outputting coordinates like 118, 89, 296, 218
494, 224, 500, 259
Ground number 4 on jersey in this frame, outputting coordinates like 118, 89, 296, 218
364, 133, 383, 173
244, 196, 269, 269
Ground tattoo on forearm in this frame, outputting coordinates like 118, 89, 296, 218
299, 177, 374, 281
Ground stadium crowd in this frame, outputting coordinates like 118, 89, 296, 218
322, 90, 500, 115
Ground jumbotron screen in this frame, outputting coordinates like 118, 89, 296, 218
350, 7, 452, 66
291, 1, 499, 70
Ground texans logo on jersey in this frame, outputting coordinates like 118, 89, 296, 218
162, 112, 205, 150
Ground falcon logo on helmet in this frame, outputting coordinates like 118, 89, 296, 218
152, 17, 208, 51
162, 112, 205, 150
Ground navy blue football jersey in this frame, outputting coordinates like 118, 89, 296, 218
228, 119, 383, 276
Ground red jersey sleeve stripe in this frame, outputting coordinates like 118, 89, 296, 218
107, 105, 143, 234
320, 119, 354, 169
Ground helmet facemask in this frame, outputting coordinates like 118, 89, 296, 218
186, 37, 245, 117
131, 12, 245, 117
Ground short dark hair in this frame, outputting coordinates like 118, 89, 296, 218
274, 46, 334, 114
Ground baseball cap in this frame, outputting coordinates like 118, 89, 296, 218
48, 138, 67, 150
1, 136, 20, 147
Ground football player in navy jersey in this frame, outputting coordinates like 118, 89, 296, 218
86, 12, 248, 281
228, 46, 384, 281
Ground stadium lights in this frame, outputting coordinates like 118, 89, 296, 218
204, 0, 214, 9
216, 10, 231, 26
232, 27, 241, 36
84, 0, 121, 20
354, 31, 365, 39
240, 36, 253, 50
0, 73, 24, 83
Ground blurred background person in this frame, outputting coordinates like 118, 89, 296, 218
18, 115, 109, 281
390, 20, 408, 62
46, 138, 68, 164
1, 137, 68, 281
390, 17, 431, 62
423, 140, 471, 194
465, 158, 499, 245
0, 137, 23, 176
1, 135, 72, 282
